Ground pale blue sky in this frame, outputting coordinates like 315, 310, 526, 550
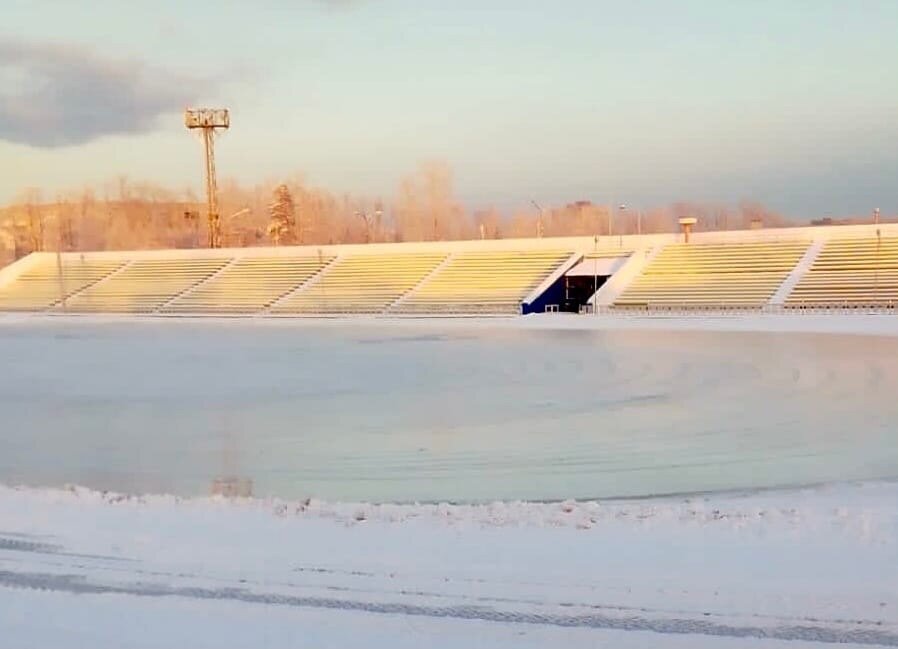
1, 0, 896, 217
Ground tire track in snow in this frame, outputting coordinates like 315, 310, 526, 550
1, 569, 895, 646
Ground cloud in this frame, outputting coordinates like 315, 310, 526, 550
313, 0, 364, 7
0, 39, 212, 148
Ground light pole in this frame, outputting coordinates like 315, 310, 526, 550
874, 207, 880, 225
185, 108, 230, 248
224, 207, 251, 246
593, 235, 598, 316
618, 204, 628, 236
627, 205, 642, 235
355, 208, 382, 244
530, 200, 545, 238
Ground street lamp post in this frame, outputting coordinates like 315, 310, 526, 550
593, 235, 598, 317
530, 200, 545, 238
355, 208, 383, 244
224, 207, 251, 246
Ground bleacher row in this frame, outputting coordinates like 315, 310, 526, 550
615, 236, 898, 309
786, 237, 898, 307
615, 240, 809, 308
0, 249, 573, 316
1, 235, 896, 315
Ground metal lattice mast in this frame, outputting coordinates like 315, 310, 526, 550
185, 108, 229, 248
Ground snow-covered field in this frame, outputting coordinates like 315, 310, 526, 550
2, 313, 897, 647
1, 481, 896, 648
3, 315, 898, 501
3, 311, 898, 337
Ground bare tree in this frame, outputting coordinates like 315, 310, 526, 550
0, 162, 805, 260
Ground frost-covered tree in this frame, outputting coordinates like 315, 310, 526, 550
267, 184, 296, 245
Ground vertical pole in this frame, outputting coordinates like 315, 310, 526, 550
55, 206, 66, 311
875, 228, 881, 304
56, 247, 66, 312
593, 235, 598, 317
608, 199, 614, 237
203, 128, 220, 248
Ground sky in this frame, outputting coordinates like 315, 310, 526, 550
0, 0, 896, 218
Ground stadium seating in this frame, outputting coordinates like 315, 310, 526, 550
786, 236, 898, 307
163, 255, 334, 314
65, 258, 230, 313
615, 241, 810, 308
392, 250, 572, 315
270, 252, 447, 314
0, 256, 123, 311
4, 230, 895, 316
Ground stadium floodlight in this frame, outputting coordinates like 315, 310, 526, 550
185, 108, 230, 248
185, 108, 230, 130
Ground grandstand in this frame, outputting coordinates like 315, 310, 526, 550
391, 250, 573, 315
0, 256, 123, 311
164, 255, 334, 314
614, 240, 810, 308
786, 235, 898, 308
1, 223, 896, 317
270, 252, 446, 315
66, 258, 230, 313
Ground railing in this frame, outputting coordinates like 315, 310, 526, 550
598, 302, 897, 316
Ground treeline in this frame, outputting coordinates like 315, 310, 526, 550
0, 162, 795, 264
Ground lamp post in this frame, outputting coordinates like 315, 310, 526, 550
618, 204, 629, 237
224, 207, 251, 246
355, 208, 382, 244
593, 235, 598, 316
530, 200, 545, 238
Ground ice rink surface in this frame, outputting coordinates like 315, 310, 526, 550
1, 314, 897, 501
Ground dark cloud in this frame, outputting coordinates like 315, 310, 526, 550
0, 40, 212, 148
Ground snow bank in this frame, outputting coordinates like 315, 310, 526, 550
1, 481, 896, 648
4, 480, 896, 540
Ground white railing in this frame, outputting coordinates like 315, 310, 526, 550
601, 303, 897, 316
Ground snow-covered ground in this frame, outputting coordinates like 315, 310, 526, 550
3, 311, 898, 337
1, 481, 896, 648
2, 313, 896, 646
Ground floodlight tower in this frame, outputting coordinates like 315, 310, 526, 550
185, 108, 230, 248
